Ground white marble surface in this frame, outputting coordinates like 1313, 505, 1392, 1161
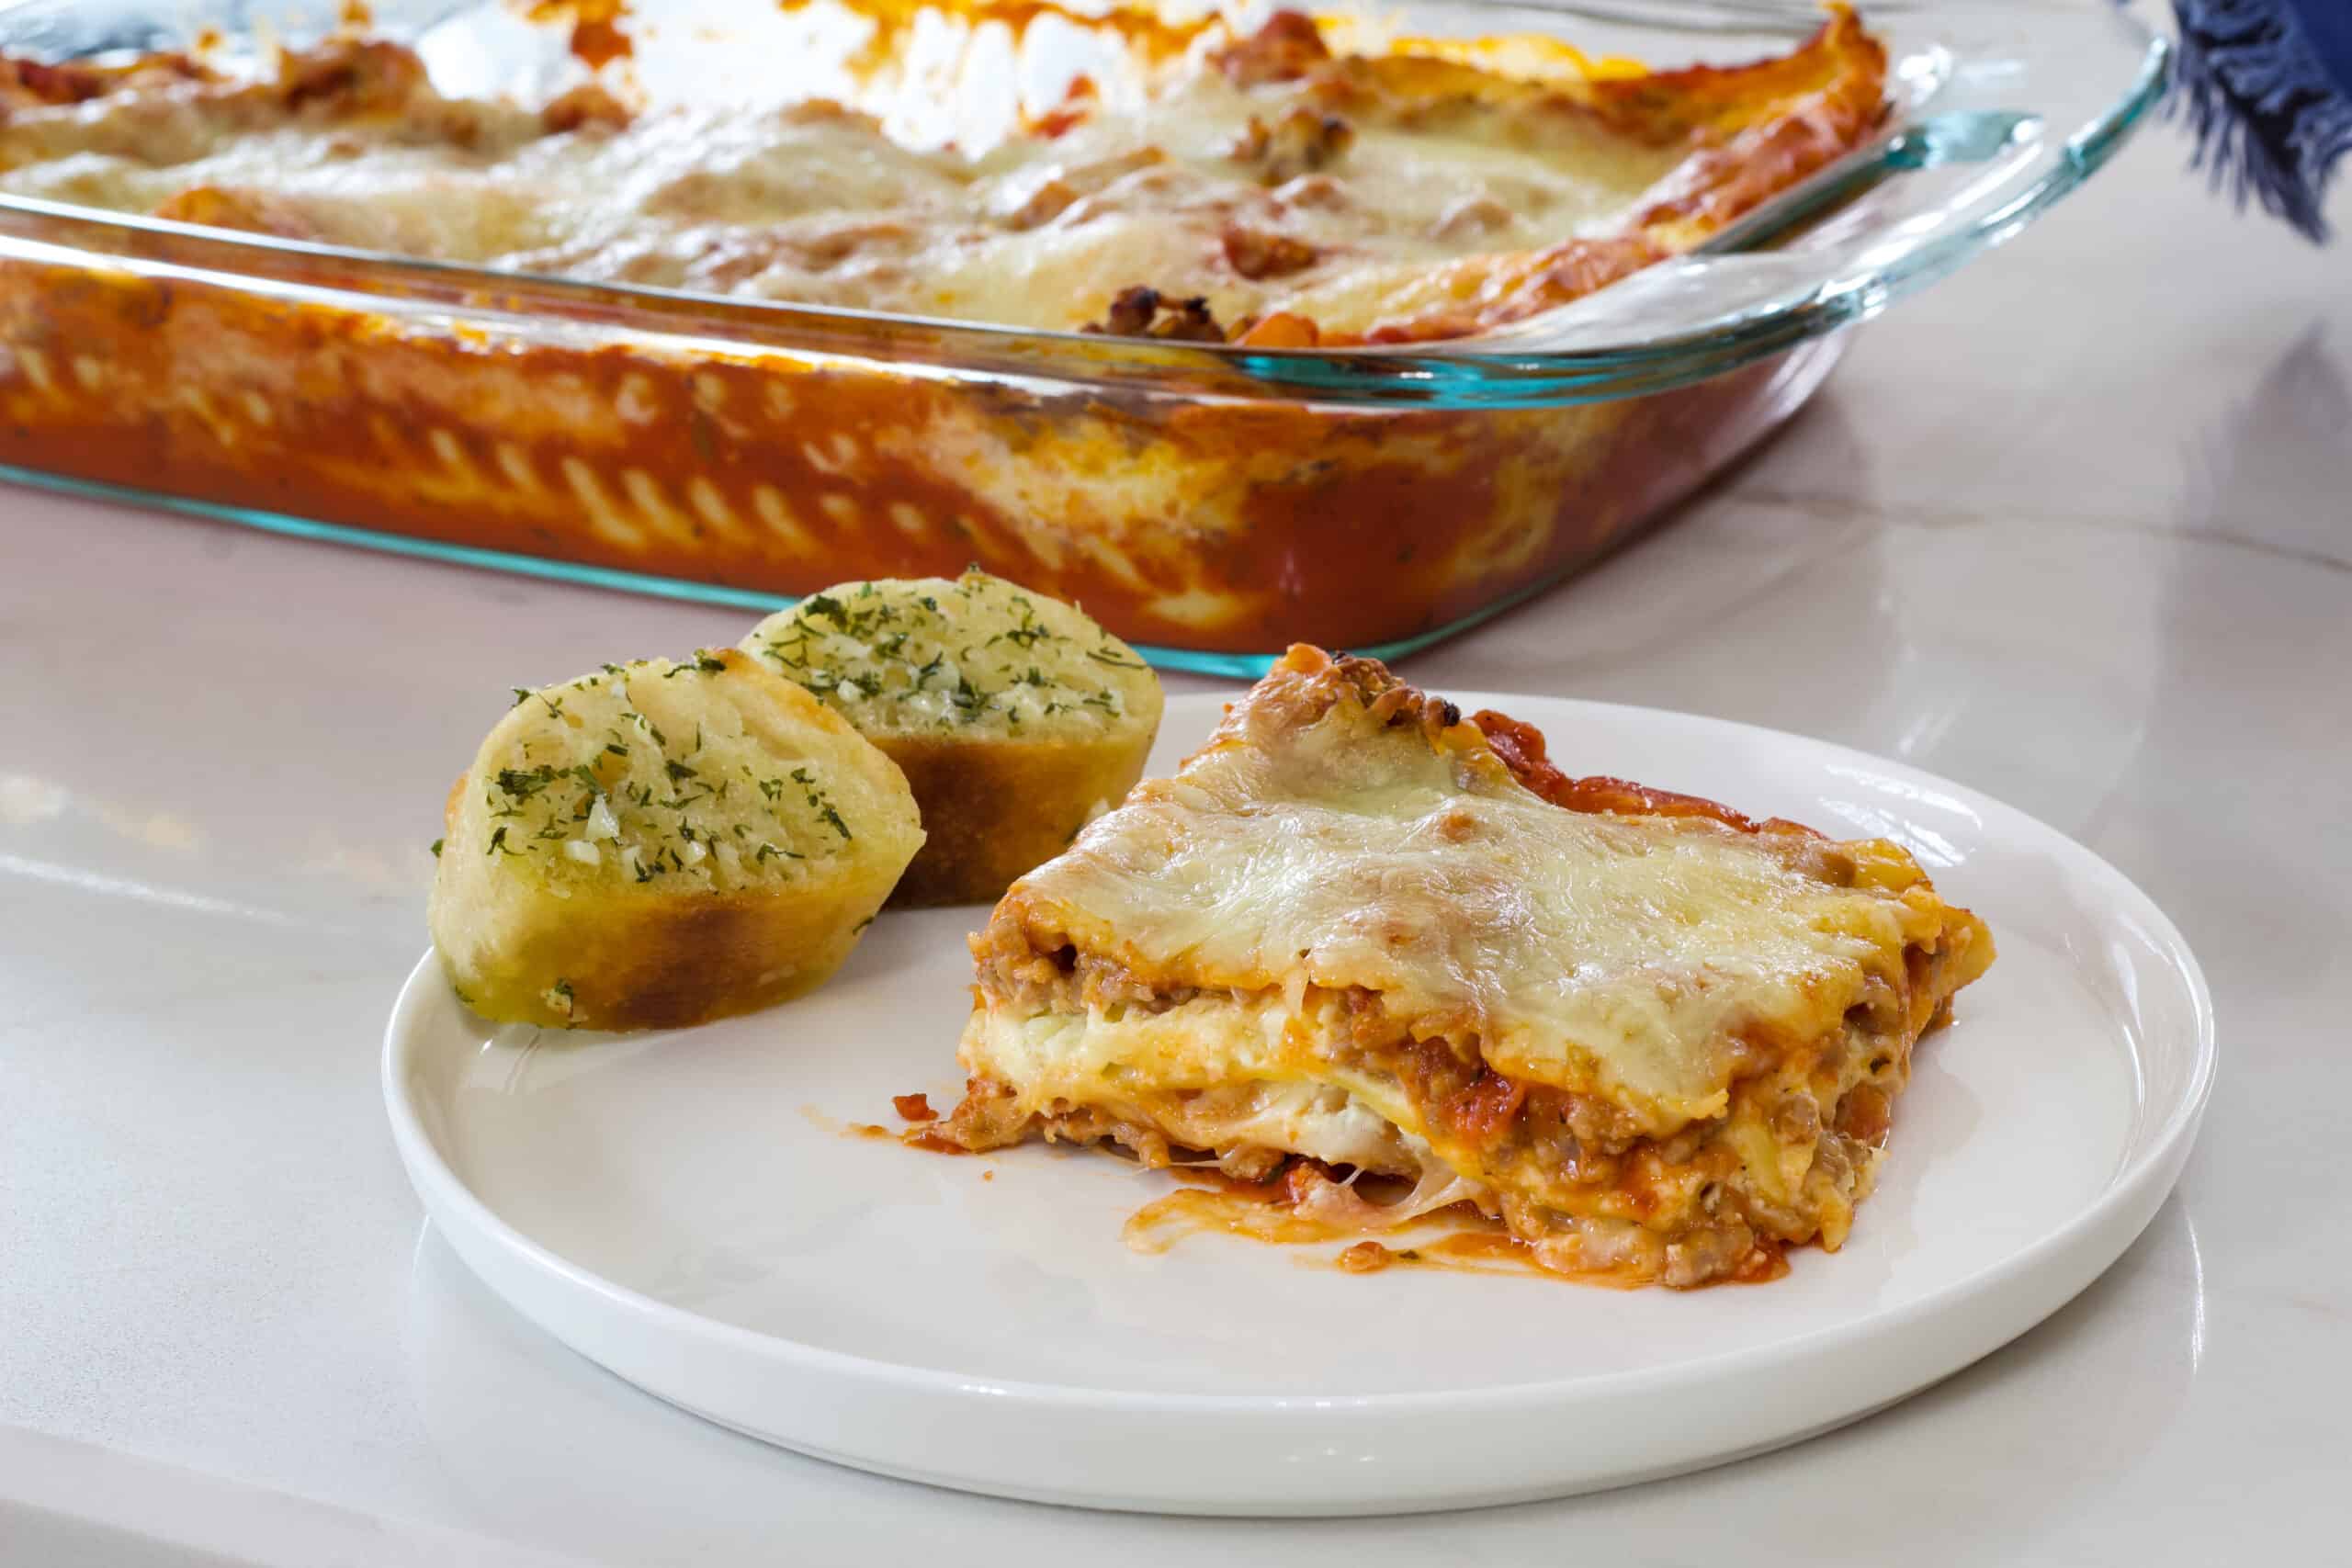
3, 128, 2346, 1563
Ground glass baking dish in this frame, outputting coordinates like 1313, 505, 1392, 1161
0, 0, 2164, 674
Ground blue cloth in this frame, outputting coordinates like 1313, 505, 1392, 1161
2167, 0, 2352, 241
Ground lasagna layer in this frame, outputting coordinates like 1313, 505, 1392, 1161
938, 646, 1994, 1288
0, 8, 1884, 343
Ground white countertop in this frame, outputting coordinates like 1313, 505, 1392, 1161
4, 130, 2346, 1564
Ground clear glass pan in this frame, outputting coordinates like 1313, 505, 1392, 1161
0, 0, 2166, 671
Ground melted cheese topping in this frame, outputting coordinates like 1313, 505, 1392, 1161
0, 40, 1686, 336
993, 661, 1933, 1130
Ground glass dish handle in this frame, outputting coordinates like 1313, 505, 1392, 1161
1462, 1, 2170, 362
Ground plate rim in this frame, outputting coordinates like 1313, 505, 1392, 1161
383, 689, 2216, 1419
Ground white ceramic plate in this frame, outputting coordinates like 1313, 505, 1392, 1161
383, 693, 2213, 1517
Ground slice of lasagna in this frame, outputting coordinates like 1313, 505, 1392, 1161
937, 646, 1993, 1288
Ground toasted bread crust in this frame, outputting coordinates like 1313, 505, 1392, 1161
877, 727, 1153, 907
435, 860, 907, 1030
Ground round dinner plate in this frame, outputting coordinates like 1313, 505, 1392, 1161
383, 692, 2214, 1516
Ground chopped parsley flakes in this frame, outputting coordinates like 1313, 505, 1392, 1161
744, 570, 1151, 733
477, 658, 858, 888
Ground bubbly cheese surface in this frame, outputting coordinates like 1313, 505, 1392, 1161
0, 39, 1686, 336
1003, 671, 1926, 1126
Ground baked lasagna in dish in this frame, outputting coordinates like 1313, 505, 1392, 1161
937, 647, 1994, 1288
0, 5, 1884, 343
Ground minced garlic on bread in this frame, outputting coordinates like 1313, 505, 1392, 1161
429, 649, 922, 1029
741, 571, 1163, 907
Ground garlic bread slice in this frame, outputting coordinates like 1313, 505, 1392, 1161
430, 649, 922, 1029
741, 570, 1163, 906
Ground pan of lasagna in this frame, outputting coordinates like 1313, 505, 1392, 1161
0, 0, 2164, 667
